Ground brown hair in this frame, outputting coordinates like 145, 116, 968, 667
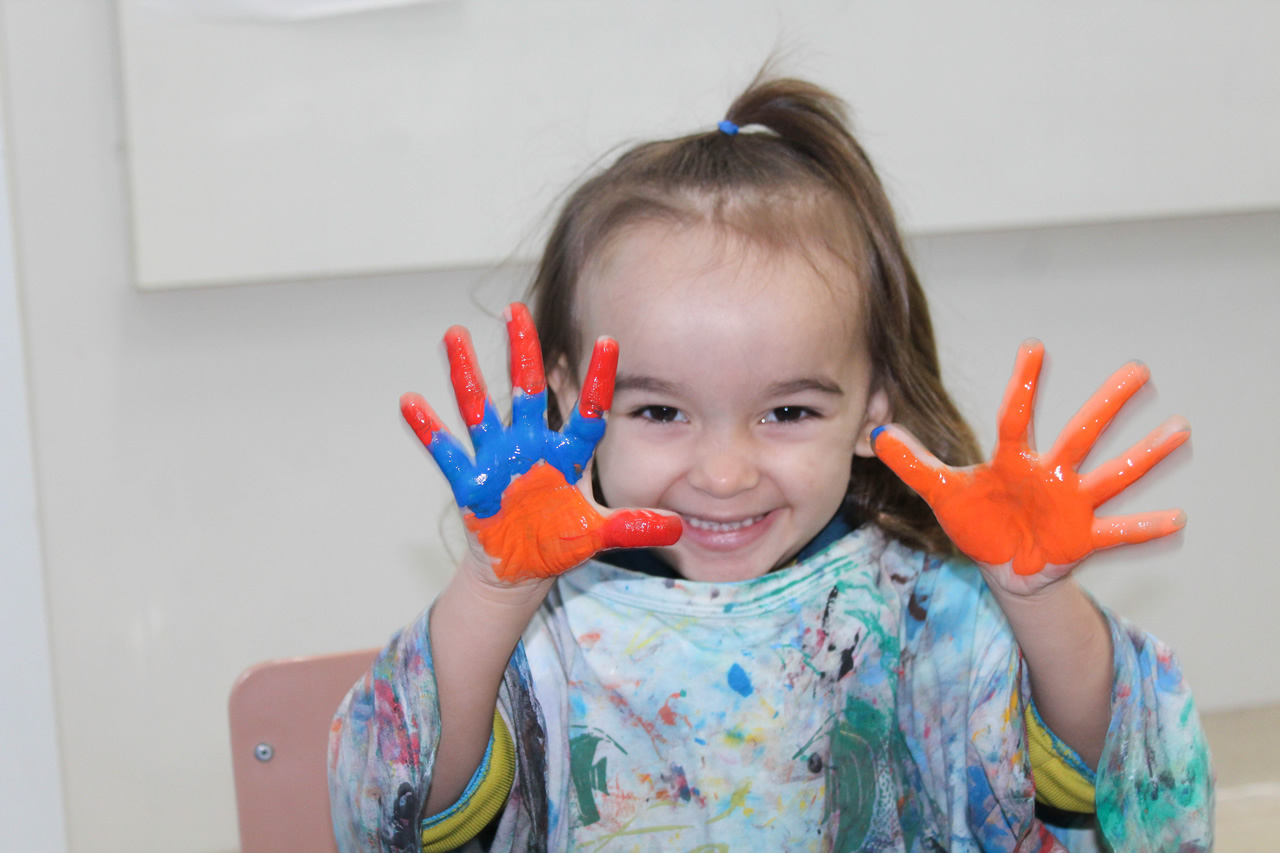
527, 74, 981, 557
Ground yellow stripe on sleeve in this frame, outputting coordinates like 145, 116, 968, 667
1025, 702, 1096, 814
421, 709, 517, 852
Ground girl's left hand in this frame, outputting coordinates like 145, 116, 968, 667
871, 340, 1189, 597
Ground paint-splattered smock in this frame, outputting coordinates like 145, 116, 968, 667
329, 526, 1212, 851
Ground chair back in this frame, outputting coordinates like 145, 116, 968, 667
229, 648, 379, 852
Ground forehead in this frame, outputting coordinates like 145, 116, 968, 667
576, 222, 866, 375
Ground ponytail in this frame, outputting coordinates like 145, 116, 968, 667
529, 73, 981, 557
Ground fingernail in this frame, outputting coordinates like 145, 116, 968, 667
871, 425, 886, 441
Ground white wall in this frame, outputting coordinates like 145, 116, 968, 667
0, 36, 69, 852
2, 3, 1277, 852
113, 0, 1280, 288
913, 214, 1280, 716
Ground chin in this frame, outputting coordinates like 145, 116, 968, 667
665, 550, 781, 584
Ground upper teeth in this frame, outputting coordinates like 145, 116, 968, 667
686, 514, 766, 532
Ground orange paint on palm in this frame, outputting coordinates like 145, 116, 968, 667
928, 445, 1097, 574
465, 463, 606, 582
465, 462, 682, 582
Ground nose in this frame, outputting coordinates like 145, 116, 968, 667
687, 428, 760, 498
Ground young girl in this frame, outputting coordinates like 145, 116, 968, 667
329, 76, 1212, 852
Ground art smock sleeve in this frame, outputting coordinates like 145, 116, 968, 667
895, 553, 1212, 852
1087, 607, 1213, 850
327, 603, 551, 853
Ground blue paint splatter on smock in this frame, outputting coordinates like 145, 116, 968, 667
727, 663, 753, 696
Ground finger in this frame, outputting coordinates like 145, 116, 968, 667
871, 424, 956, 507
1081, 416, 1191, 507
1092, 509, 1187, 550
599, 509, 683, 550
444, 325, 490, 428
578, 336, 619, 419
445, 324, 505, 452
505, 302, 546, 396
1047, 361, 1150, 469
400, 392, 474, 486
505, 303, 551, 441
996, 340, 1044, 450
554, 337, 618, 479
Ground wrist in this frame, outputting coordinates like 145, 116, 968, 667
991, 576, 1113, 680
990, 576, 1105, 637
428, 562, 553, 688
448, 553, 556, 615
991, 576, 1114, 769
986, 571, 1078, 611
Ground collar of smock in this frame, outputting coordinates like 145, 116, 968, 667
559, 524, 881, 619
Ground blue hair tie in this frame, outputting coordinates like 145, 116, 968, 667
718, 119, 739, 136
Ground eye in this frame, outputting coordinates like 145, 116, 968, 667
761, 406, 817, 424
633, 405, 687, 423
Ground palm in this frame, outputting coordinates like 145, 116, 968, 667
401, 303, 681, 583
874, 341, 1188, 591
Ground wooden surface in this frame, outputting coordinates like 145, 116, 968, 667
1202, 703, 1280, 850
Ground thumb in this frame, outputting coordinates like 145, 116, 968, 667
599, 508, 683, 550
871, 424, 954, 506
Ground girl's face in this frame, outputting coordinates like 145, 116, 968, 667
559, 222, 890, 584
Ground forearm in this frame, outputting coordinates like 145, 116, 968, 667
990, 577, 1113, 770
425, 560, 553, 817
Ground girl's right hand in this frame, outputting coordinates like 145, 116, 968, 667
400, 302, 682, 590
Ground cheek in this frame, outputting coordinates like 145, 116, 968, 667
779, 434, 855, 507
592, 426, 672, 508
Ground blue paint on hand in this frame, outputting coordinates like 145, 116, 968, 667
727, 663, 753, 697
433, 390, 605, 519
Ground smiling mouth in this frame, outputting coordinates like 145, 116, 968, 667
683, 513, 769, 533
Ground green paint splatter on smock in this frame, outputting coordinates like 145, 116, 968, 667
825, 696, 892, 850
569, 732, 610, 826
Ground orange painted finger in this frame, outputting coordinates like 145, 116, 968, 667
400, 391, 475, 487
996, 340, 1045, 449
871, 424, 955, 507
600, 509, 683, 550
579, 336, 619, 419
400, 392, 446, 443
1091, 508, 1187, 550
506, 302, 546, 396
1081, 416, 1190, 507
1047, 361, 1150, 469
444, 325, 489, 428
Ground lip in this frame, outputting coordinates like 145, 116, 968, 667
678, 509, 777, 552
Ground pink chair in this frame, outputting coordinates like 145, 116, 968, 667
229, 648, 379, 852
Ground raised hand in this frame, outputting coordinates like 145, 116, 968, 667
400, 303, 682, 584
872, 340, 1189, 586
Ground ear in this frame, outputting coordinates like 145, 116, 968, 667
547, 355, 579, 427
853, 388, 891, 458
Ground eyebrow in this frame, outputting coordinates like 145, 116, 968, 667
764, 378, 845, 397
612, 375, 844, 397
613, 374, 685, 396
